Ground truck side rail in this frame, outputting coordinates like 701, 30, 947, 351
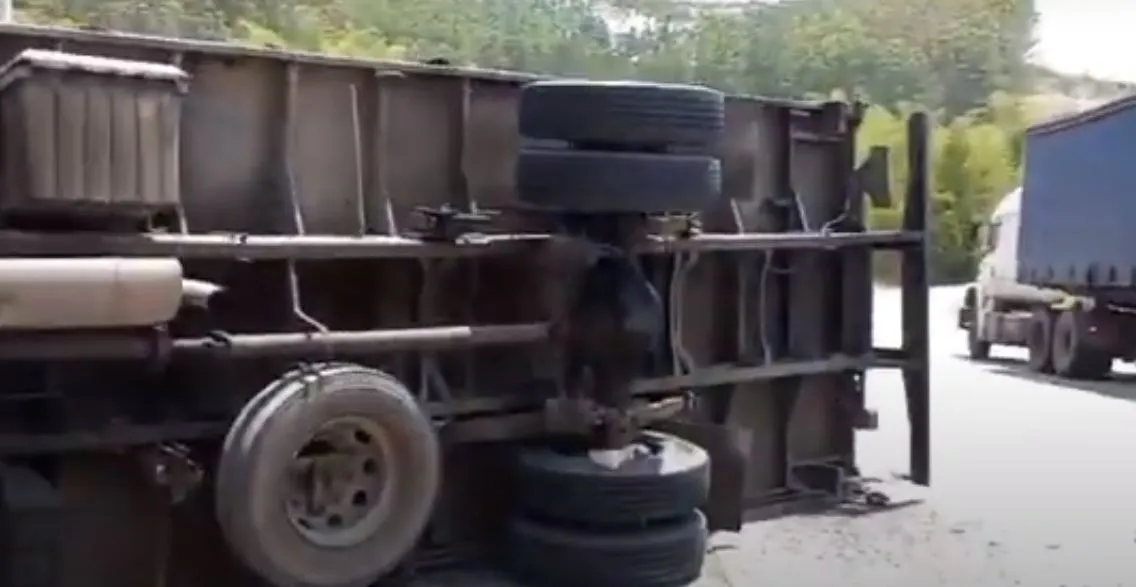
0, 228, 922, 258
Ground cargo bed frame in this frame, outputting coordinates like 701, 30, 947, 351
0, 22, 931, 587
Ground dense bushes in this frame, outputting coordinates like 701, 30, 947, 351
860, 91, 1093, 282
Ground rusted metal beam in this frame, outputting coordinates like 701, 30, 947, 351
0, 323, 550, 360
423, 353, 911, 419
435, 350, 916, 443
0, 229, 921, 259
173, 323, 550, 357
630, 354, 905, 393
0, 352, 914, 454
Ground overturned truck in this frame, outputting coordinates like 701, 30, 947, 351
0, 22, 931, 587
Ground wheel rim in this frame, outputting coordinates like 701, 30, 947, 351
284, 416, 392, 549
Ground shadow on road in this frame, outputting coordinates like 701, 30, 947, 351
954, 354, 1136, 403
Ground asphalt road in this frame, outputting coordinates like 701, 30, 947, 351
702, 285, 1136, 587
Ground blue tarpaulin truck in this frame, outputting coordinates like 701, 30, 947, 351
960, 95, 1136, 380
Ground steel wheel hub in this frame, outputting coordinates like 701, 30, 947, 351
284, 417, 390, 548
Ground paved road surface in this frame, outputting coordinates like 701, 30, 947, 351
701, 285, 1136, 586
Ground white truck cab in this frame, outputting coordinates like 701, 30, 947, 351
975, 188, 1058, 306
962, 94, 1135, 381
960, 188, 1064, 360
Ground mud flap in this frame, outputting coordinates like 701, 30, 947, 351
653, 420, 750, 533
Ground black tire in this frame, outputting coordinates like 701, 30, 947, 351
966, 304, 990, 360
1026, 310, 1054, 373
515, 148, 721, 213
516, 430, 709, 527
506, 511, 707, 587
519, 80, 725, 150
1052, 309, 1112, 380
216, 364, 441, 587
215, 362, 357, 539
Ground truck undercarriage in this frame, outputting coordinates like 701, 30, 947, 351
0, 23, 931, 587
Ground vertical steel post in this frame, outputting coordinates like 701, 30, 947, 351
902, 112, 932, 486
769, 107, 802, 488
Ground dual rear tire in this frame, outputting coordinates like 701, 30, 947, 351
507, 511, 707, 587
508, 79, 721, 587
506, 431, 712, 587
1027, 308, 1111, 380
516, 80, 725, 214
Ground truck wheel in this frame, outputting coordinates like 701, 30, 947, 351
216, 364, 441, 587
966, 304, 990, 360
515, 148, 720, 213
1026, 310, 1054, 373
515, 430, 710, 527
519, 80, 725, 150
1052, 310, 1112, 380
506, 511, 707, 587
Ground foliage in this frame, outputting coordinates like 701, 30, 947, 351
7, 0, 1092, 282
860, 101, 1034, 283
